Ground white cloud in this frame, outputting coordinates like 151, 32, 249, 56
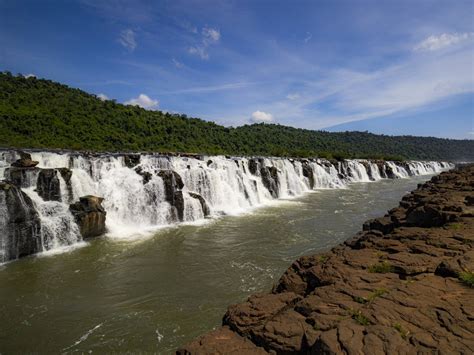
125, 94, 159, 109
23, 73, 36, 79
251, 110, 274, 123
172, 58, 184, 68
286, 93, 300, 100
188, 46, 209, 60
414, 32, 473, 51
119, 29, 137, 51
188, 26, 220, 60
97, 93, 109, 101
202, 27, 220, 43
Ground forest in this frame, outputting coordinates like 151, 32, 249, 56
0, 72, 472, 161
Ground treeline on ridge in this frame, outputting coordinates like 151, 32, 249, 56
0, 72, 472, 161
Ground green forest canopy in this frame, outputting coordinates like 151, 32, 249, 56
0, 72, 472, 161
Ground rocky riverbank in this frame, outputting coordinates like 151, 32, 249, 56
178, 165, 474, 354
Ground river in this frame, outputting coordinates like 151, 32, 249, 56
0, 174, 432, 353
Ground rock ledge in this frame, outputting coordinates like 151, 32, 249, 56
177, 165, 474, 354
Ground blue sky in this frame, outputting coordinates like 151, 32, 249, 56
1, 0, 473, 139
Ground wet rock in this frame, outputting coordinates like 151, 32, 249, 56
385, 164, 397, 179
189, 192, 211, 217
248, 158, 262, 175
260, 166, 279, 198
158, 170, 185, 221
57, 167, 72, 183
57, 168, 73, 202
123, 154, 140, 168
134, 166, 153, 184
11, 151, 39, 168
36, 169, 61, 201
302, 161, 315, 189
3, 166, 39, 188
0, 181, 42, 262
69, 195, 106, 239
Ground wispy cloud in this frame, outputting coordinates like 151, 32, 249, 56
251, 110, 273, 123
286, 93, 300, 100
414, 32, 473, 51
172, 58, 184, 68
119, 29, 137, 51
188, 46, 209, 60
236, 38, 474, 130
202, 27, 221, 44
161, 82, 255, 95
188, 26, 221, 60
304, 32, 312, 43
125, 94, 158, 109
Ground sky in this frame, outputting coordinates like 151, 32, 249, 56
0, 0, 473, 139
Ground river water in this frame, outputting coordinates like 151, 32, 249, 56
0, 175, 431, 353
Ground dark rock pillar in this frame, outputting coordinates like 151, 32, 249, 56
69, 195, 107, 239
0, 181, 42, 262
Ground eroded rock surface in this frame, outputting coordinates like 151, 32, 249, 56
158, 170, 185, 221
0, 181, 42, 262
69, 195, 106, 238
178, 165, 474, 354
11, 151, 39, 168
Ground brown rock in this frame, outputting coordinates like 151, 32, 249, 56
178, 165, 474, 354
69, 195, 106, 238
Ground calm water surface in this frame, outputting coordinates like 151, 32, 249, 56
0, 176, 430, 353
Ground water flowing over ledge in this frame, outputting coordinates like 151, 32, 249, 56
0, 150, 453, 263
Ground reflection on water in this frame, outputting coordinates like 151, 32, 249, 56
0, 176, 431, 353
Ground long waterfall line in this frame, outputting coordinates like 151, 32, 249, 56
0, 150, 453, 261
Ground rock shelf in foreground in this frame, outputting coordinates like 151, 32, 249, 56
177, 165, 474, 354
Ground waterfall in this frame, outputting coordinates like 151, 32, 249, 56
23, 187, 82, 251
0, 150, 454, 260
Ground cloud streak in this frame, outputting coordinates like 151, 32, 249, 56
119, 29, 137, 51
414, 32, 473, 51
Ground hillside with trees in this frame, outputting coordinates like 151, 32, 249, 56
0, 72, 472, 161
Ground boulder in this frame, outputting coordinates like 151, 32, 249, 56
11, 151, 39, 168
69, 195, 106, 239
0, 181, 42, 262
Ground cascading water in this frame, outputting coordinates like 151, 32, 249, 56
0, 150, 453, 260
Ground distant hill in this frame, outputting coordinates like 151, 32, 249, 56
0, 72, 472, 161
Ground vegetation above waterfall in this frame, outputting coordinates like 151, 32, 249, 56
1, 72, 472, 161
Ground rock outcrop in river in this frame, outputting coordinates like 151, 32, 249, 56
177, 165, 474, 354
69, 195, 107, 239
0, 181, 42, 261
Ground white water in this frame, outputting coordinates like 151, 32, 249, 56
0, 151, 453, 258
